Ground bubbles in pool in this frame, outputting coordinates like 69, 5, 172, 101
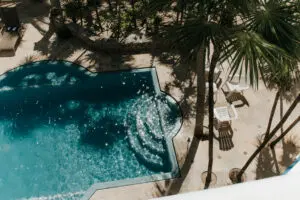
0, 62, 181, 200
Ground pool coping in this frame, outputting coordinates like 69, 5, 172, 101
0, 60, 184, 200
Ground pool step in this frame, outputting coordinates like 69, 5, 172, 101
124, 94, 171, 171
135, 116, 165, 155
137, 105, 164, 141
127, 125, 164, 169
144, 117, 164, 140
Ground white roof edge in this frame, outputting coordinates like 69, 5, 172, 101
151, 173, 300, 200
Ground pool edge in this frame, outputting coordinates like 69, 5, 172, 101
81, 66, 183, 200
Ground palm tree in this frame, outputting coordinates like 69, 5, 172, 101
130, 0, 137, 28
107, 0, 113, 12
146, 0, 299, 188
235, 0, 300, 181
64, 0, 84, 25
270, 116, 300, 148
237, 93, 299, 181
87, 0, 104, 32
50, 0, 61, 8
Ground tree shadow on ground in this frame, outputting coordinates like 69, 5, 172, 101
163, 136, 200, 195
279, 135, 300, 169
14, 0, 85, 60
214, 123, 234, 151
33, 20, 56, 56
256, 134, 300, 180
160, 52, 197, 121
256, 146, 279, 179
75, 51, 137, 72
14, 0, 76, 59
16, 0, 51, 22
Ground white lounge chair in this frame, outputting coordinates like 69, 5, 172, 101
221, 76, 250, 105
214, 104, 238, 129
226, 81, 249, 93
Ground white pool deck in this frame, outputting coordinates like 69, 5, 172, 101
0, 3, 299, 199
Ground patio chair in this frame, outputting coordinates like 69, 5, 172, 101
0, 4, 21, 56
218, 122, 234, 151
222, 80, 250, 106
0, 29, 20, 56
225, 81, 249, 94
5, 26, 19, 32
214, 104, 238, 130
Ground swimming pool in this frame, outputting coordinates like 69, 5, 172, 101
0, 61, 182, 200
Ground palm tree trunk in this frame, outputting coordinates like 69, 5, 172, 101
237, 93, 300, 181
194, 44, 206, 139
94, 2, 104, 32
116, 0, 121, 41
50, 0, 61, 8
80, 10, 83, 26
204, 45, 221, 189
179, 0, 184, 24
107, 0, 113, 11
130, 0, 137, 28
176, 11, 179, 24
76, 0, 83, 26
280, 94, 283, 134
270, 116, 300, 148
265, 91, 280, 139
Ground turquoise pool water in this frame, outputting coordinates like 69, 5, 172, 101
0, 61, 181, 200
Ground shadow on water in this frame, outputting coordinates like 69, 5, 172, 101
0, 61, 90, 87
79, 117, 127, 149
0, 61, 182, 176
159, 52, 197, 121
0, 61, 144, 142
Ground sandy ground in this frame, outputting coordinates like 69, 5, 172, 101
0, 2, 299, 199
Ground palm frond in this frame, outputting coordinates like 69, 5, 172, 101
145, 0, 174, 15
246, 0, 300, 57
220, 31, 292, 88
160, 19, 230, 54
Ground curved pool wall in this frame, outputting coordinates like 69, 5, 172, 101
0, 61, 182, 200
82, 64, 183, 200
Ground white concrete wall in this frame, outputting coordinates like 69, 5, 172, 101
151, 173, 300, 200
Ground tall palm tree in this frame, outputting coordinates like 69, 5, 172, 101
130, 0, 137, 28
235, 0, 300, 181
50, 0, 61, 8
146, 0, 299, 188
237, 93, 299, 181
87, 0, 104, 31
64, 0, 84, 25
107, 0, 113, 11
